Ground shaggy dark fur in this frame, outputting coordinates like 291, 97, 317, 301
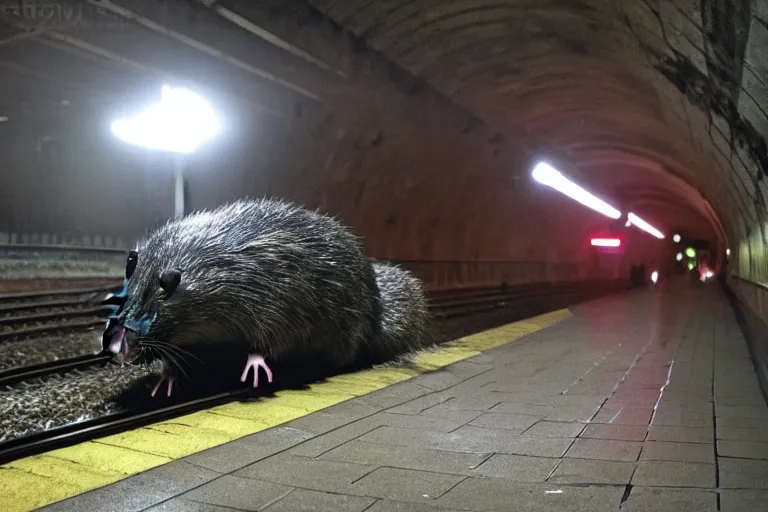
117, 198, 431, 378
362, 261, 432, 365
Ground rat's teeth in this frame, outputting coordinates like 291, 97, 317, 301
108, 327, 127, 356
108, 337, 122, 354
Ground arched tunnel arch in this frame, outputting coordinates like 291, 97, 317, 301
0, 0, 765, 290
6, 4, 768, 505
305, 0, 764, 252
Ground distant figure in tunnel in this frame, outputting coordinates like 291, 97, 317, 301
103, 198, 432, 397
630, 263, 647, 287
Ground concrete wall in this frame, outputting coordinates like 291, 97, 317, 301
724, 226, 768, 398
0, 14, 672, 290
725, 275, 768, 399
0, 98, 670, 289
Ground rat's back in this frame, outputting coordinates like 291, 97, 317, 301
130, 197, 380, 368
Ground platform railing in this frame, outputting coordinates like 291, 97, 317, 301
0, 231, 127, 251
729, 273, 768, 291
387, 259, 592, 290
1, 239, 606, 291
0, 240, 127, 281
722, 274, 768, 403
0, 244, 126, 261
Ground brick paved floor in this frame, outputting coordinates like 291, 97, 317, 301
43, 280, 768, 511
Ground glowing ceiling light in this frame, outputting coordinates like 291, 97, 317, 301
726, 248, 731, 256
591, 237, 621, 247
626, 213, 664, 239
673, 234, 681, 243
651, 271, 658, 284
685, 247, 696, 258
676, 252, 683, 261
532, 162, 622, 219
625, 219, 632, 227
110, 85, 221, 154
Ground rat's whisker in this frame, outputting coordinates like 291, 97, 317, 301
153, 340, 202, 365
150, 343, 190, 381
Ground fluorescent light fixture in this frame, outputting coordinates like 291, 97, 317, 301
0, 116, 8, 122
591, 237, 621, 247
626, 213, 664, 239
111, 85, 221, 154
676, 252, 683, 261
672, 234, 681, 243
651, 271, 658, 283
532, 162, 621, 219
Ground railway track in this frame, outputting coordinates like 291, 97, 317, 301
0, 283, 120, 340
0, 279, 629, 464
0, 280, 603, 382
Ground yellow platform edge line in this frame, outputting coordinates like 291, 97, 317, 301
0, 308, 572, 512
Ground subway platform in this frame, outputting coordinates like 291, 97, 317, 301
15, 280, 768, 511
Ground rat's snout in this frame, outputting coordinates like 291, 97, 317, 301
106, 310, 149, 361
110, 311, 158, 361
106, 325, 133, 359
123, 311, 156, 337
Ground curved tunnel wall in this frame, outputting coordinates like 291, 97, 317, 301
0, 74, 669, 290
0, 0, 742, 292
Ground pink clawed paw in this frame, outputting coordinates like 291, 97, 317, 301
151, 375, 175, 397
240, 354, 273, 388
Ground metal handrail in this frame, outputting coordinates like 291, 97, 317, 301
0, 243, 126, 254
729, 274, 768, 292
1, 243, 599, 290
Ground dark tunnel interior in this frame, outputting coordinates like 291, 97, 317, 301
2, 2, 768, 510
1, 2, 768, 325
3, 0, 767, 286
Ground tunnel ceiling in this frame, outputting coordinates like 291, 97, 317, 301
1, 0, 767, 247
306, 0, 768, 246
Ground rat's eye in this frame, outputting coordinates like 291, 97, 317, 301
158, 269, 182, 299
126, 250, 138, 279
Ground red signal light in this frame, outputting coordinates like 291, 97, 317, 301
591, 238, 621, 247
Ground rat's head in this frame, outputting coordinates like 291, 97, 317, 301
109, 244, 195, 365
108, 206, 275, 367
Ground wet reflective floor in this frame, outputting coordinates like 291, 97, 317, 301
21, 281, 768, 511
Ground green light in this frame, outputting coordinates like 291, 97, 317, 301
687, 261, 695, 271
685, 247, 696, 258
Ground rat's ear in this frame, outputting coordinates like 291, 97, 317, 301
126, 250, 138, 279
158, 269, 182, 298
